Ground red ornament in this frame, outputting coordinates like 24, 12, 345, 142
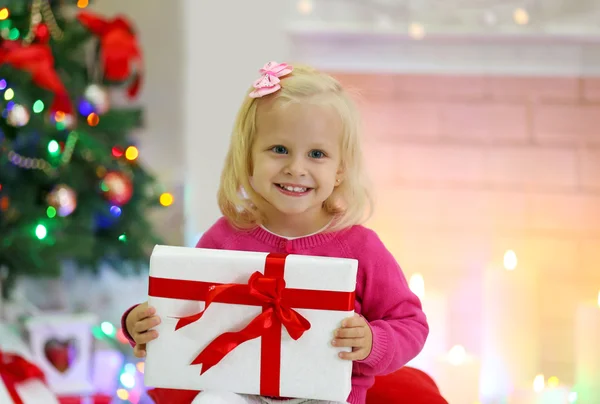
102, 171, 133, 205
35, 23, 50, 43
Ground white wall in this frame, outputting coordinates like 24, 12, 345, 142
182, 0, 292, 245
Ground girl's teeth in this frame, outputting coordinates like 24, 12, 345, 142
282, 185, 307, 192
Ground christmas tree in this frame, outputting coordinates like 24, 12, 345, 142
0, 0, 169, 297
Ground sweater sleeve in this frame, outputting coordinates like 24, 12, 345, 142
353, 229, 429, 376
121, 305, 138, 347
120, 218, 228, 346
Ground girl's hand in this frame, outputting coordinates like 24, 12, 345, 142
125, 301, 161, 358
332, 314, 373, 361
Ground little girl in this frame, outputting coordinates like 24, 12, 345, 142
123, 62, 429, 404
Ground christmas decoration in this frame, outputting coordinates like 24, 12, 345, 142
26, 313, 98, 396
83, 84, 109, 115
0, 0, 165, 300
44, 337, 77, 373
6, 104, 29, 127
94, 205, 120, 231
47, 184, 77, 217
49, 111, 76, 131
23, 0, 64, 44
0, 42, 71, 114
77, 11, 143, 98
159, 192, 174, 207
0, 196, 9, 211
101, 171, 133, 205
0, 349, 60, 404
34, 23, 50, 43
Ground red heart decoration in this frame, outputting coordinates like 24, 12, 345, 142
44, 338, 77, 373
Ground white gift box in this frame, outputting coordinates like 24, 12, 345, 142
0, 352, 59, 404
145, 245, 358, 402
0, 323, 59, 404
0, 377, 60, 404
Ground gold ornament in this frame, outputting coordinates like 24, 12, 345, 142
24, 0, 64, 44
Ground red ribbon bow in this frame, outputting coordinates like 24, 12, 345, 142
0, 350, 46, 404
149, 253, 355, 397
77, 11, 143, 98
0, 42, 72, 114
175, 270, 312, 375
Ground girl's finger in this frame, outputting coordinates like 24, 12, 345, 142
339, 348, 368, 361
135, 330, 158, 344
332, 337, 364, 348
133, 316, 161, 333
133, 344, 146, 358
341, 316, 365, 328
335, 327, 365, 339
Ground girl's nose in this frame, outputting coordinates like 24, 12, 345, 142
284, 157, 307, 176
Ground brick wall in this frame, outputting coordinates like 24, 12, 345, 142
332, 72, 600, 383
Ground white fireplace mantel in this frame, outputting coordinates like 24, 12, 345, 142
286, 21, 600, 77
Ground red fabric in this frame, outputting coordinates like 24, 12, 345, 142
0, 42, 72, 113
0, 350, 46, 404
147, 388, 198, 404
58, 395, 112, 404
146, 367, 448, 404
76, 11, 143, 98
366, 367, 448, 404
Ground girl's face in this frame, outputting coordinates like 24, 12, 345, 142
250, 102, 343, 230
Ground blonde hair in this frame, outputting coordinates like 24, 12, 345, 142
217, 64, 373, 232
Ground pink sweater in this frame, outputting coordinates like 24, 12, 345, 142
123, 217, 428, 404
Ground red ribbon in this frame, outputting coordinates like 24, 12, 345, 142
0, 42, 72, 114
148, 253, 355, 397
0, 350, 46, 404
77, 11, 143, 98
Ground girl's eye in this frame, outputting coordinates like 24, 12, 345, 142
309, 150, 326, 159
271, 145, 288, 154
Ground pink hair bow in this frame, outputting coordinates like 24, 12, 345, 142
249, 61, 293, 98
